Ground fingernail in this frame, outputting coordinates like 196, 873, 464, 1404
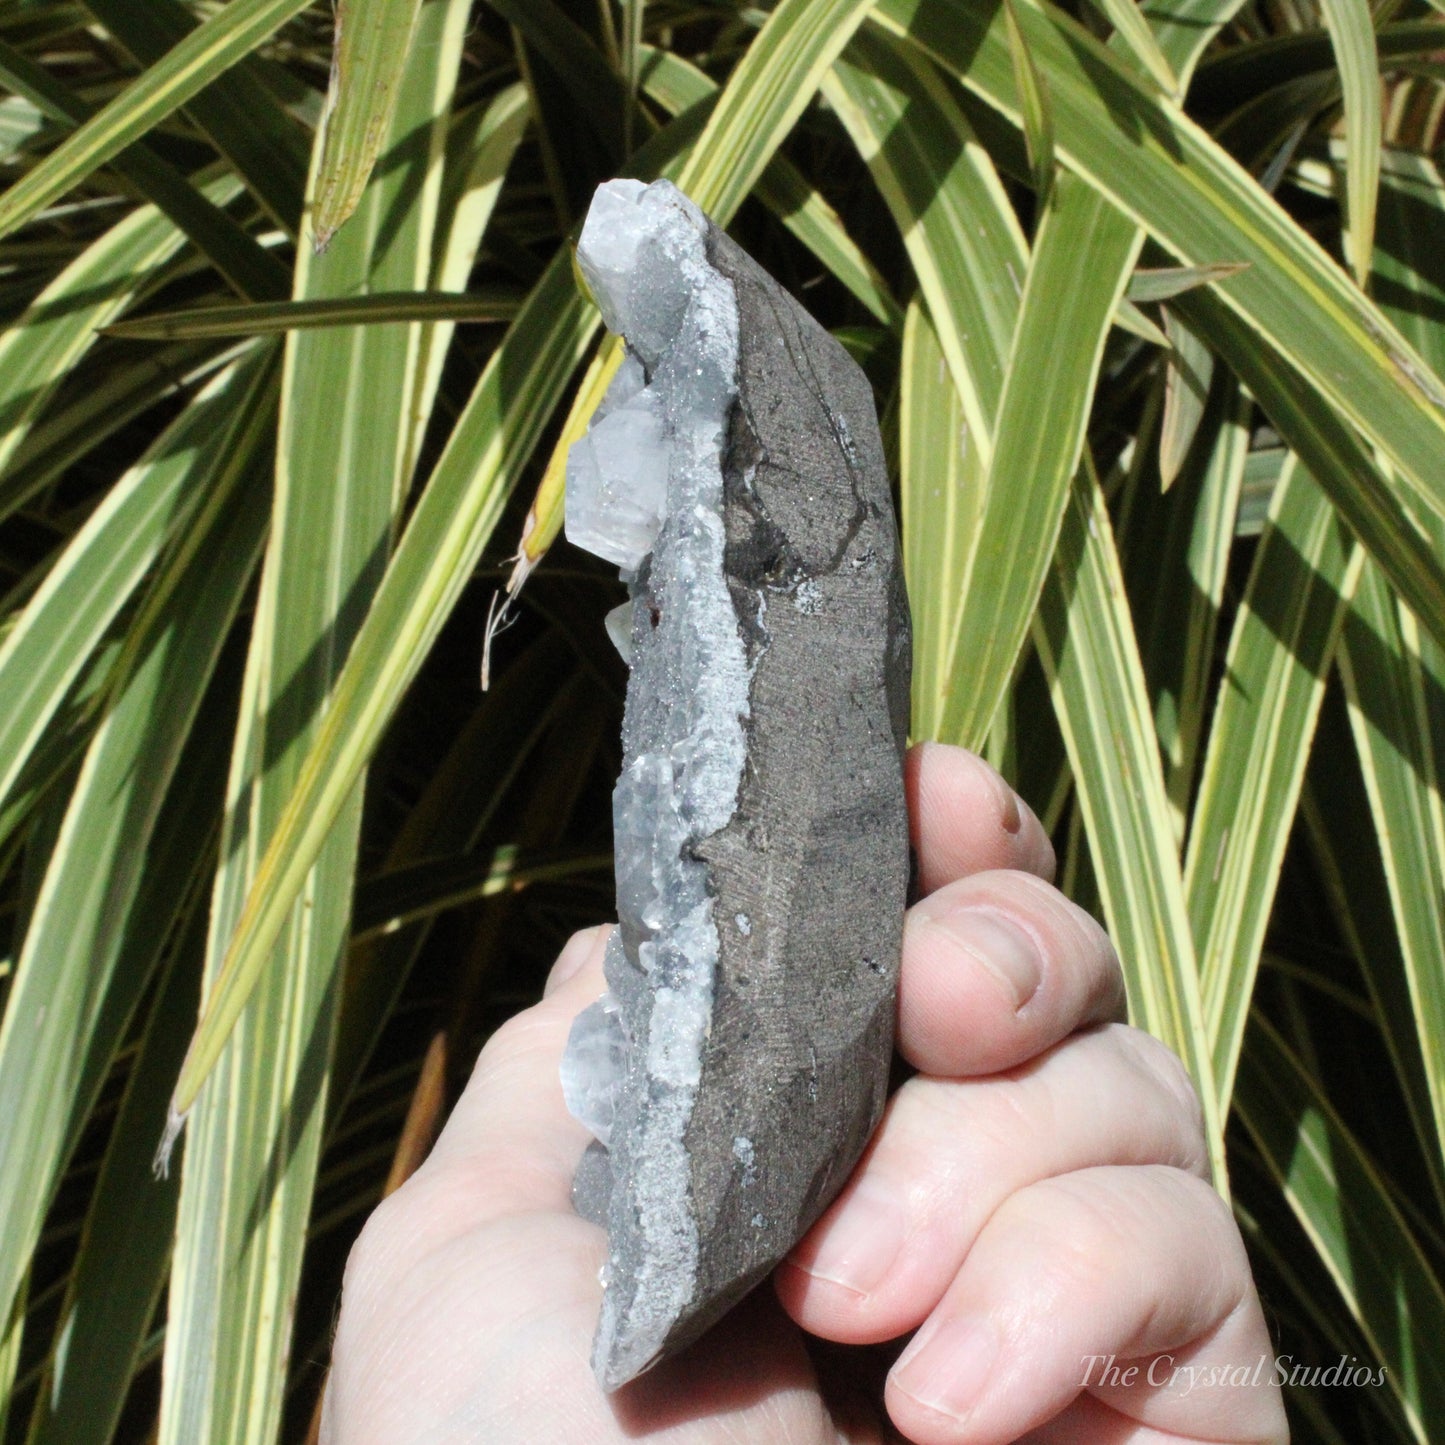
928, 907, 1042, 1010
893, 1315, 999, 1420
788, 1178, 903, 1296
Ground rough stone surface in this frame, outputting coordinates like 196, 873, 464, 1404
560, 178, 911, 1391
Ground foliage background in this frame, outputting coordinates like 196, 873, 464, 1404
0, 0, 1442, 1440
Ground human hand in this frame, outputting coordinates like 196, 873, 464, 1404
322, 743, 1287, 1444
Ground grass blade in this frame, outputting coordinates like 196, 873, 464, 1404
1187, 460, 1361, 1106
1034, 462, 1225, 1183
22, 703, 231, 1445
409, 82, 530, 474
159, 6, 472, 1441
675, 0, 884, 220
899, 298, 986, 740
0, 356, 272, 832
0, 166, 244, 501
1302, 696, 1445, 1214
312, 0, 425, 248
1176, 287, 1445, 653
0, 354, 271, 1346
81, 0, 309, 235
826, 30, 1025, 453
1158, 307, 1213, 489
1001, 0, 1054, 207
1085, 0, 1179, 97
1236, 1014, 1445, 1440
1318, 0, 1382, 286
0, 37, 288, 299
1339, 569, 1445, 1192
1127, 260, 1249, 303
875, 0, 1445, 533
0, 0, 314, 242
103, 289, 522, 340
641, 45, 900, 326
1125, 377, 1249, 836
939, 178, 1140, 747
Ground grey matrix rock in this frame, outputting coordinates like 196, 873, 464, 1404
559, 178, 911, 1391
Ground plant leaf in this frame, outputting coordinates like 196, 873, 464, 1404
1317, 0, 1382, 286
312, 0, 426, 248
0, 0, 316, 242
103, 288, 523, 339
158, 7, 473, 1442
1236, 1014, 1445, 1440
1187, 460, 1360, 1106
1034, 462, 1225, 1184
874, 0, 1445, 533
1159, 306, 1213, 489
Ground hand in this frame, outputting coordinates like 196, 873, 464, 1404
322, 743, 1287, 1444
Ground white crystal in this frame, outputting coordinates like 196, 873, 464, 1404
604, 601, 633, 663
565, 385, 669, 570
560, 995, 627, 1147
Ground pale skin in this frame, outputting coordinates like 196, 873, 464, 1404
322, 743, 1289, 1445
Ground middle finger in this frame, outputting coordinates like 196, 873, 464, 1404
776, 1022, 1208, 1345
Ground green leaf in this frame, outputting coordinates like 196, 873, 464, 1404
1176, 286, 1445, 654
1191, 19, 1444, 107
1236, 1014, 1445, 1441
1084, 0, 1179, 97
82, 0, 310, 236
640, 45, 900, 327
1112, 296, 1169, 345
0, 340, 237, 523
899, 298, 986, 739
409, 82, 530, 473
1001, 0, 1054, 207
353, 845, 612, 943
159, 7, 472, 1441
940, 178, 1141, 748
0, 0, 315, 242
0, 351, 271, 1349
312, 0, 425, 248
1128, 377, 1250, 834
0, 355, 274, 834
1159, 306, 1213, 489
1302, 696, 1445, 1215
1318, 0, 1382, 285
21, 703, 229, 1445
1187, 460, 1360, 1106
675, 0, 884, 220
102, 288, 522, 339
0, 36, 289, 299
1034, 462, 1225, 1184
826, 30, 1024, 450
875, 0, 1445, 533
1126, 260, 1249, 303
0, 166, 245, 508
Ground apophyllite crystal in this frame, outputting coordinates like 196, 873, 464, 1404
559, 178, 912, 1391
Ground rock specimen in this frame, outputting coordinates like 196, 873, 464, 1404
559, 178, 911, 1391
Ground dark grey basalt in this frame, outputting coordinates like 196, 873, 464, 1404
560, 179, 911, 1391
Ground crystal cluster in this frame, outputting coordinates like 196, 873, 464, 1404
559, 178, 911, 1392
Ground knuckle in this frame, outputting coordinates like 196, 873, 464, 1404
1122, 1028, 1207, 1143
1005, 1177, 1130, 1300
342, 1192, 412, 1298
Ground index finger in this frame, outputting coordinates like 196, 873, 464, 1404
907, 742, 1056, 895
